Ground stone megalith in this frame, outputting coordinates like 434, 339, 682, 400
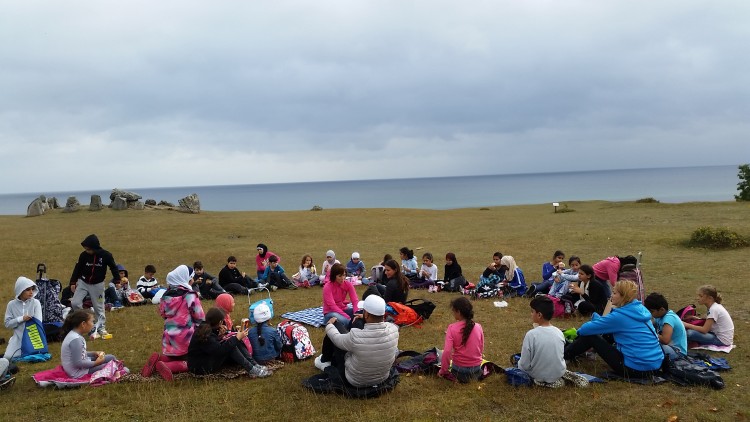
178, 193, 201, 214
48, 197, 60, 209
89, 195, 105, 211
111, 197, 128, 211
109, 189, 142, 203
144, 199, 156, 206
133, 201, 144, 210
63, 196, 81, 213
27, 197, 46, 217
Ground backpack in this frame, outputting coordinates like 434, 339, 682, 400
387, 302, 422, 326
394, 348, 440, 373
277, 319, 315, 362
405, 299, 436, 320
664, 355, 725, 389
676, 304, 706, 326
618, 267, 645, 302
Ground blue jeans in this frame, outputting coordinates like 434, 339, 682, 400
451, 364, 482, 383
324, 308, 354, 327
530, 280, 553, 295
686, 329, 726, 346
661, 344, 682, 360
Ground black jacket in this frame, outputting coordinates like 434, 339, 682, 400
69, 234, 119, 285
187, 326, 241, 375
218, 265, 245, 288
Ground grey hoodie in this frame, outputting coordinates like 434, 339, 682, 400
3, 277, 43, 359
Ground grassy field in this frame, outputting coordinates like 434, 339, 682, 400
0, 200, 747, 422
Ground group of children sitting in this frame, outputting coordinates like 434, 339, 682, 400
1, 239, 736, 392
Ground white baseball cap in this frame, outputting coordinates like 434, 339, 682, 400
352, 252, 360, 259
363, 295, 386, 316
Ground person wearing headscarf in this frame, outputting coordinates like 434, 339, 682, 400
255, 244, 280, 280
320, 250, 340, 284
500, 255, 527, 297
142, 265, 205, 381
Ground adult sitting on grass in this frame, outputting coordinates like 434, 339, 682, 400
564, 280, 663, 378
218, 256, 255, 295
314, 295, 399, 388
383, 259, 409, 304
322, 263, 360, 327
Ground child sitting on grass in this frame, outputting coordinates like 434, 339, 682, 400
248, 303, 282, 365
411, 252, 438, 290
548, 256, 581, 299
187, 308, 270, 377
60, 309, 119, 378
4, 277, 43, 360
644, 292, 688, 359
260, 255, 296, 290
136, 264, 163, 299
293, 254, 320, 287
517, 296, 566, 387
438, 297, 484, 383
682, 285, 734, 347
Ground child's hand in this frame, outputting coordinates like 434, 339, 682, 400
236, 329, 248, 341
22, 314, 32, 322
94, 352, 105, 365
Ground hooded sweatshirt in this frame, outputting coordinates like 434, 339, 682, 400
4, 277, 43, 359
70, 234, 120, 285
159, 265, 205, 356
576, 299, 663, 371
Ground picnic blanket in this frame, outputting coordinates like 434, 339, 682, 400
690, 344, 736, 353
33, 360, 130, 388
120, 361, 285, 383
281, 306, 325, 328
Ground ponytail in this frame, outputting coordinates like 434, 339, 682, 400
698, 285, 722, 304
257, 322, 266, 346
450, 297, 475, 346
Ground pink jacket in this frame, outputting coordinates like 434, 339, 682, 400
322, 280, 359, 316
256, 252, 279, 274
593, 256, 620, 286
159, 287, 205, 357
439, 320, 484, 374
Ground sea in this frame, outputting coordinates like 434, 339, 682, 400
0, 165, 741, 216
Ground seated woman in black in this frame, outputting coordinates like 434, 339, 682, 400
383, 259, 409, 304
562, 264, 607, 317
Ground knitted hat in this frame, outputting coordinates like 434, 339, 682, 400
253, 303, 272, 324
363, 295, 386, 316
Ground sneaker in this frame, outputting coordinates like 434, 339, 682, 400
0, 376, 15, 391
314, 354, 331, 371
141, 352, 161, 377
155, 361, 174, 381
287, 283, 297, 290
270, 285, 278, 292
249, 365, 271, 378
112, 301, 124, 310
90, 331, 101, 340
98, 328, 109, 336
302, 280, 310, 288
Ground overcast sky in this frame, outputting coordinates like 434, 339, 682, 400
1, 1, 748, 194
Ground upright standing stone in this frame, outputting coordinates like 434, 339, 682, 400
48, 197, 60, 209
63, 196, 81, 213
89, 195, 105, 211
133, 201, 144, 210
111, 197, 128, 211
26, 197, 46, 217
178, 193, 201, 214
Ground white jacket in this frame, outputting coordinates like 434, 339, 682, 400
325, 321, 399, 387
4, 277, 42, 359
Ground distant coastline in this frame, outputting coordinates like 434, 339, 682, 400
0, 165, 739, 215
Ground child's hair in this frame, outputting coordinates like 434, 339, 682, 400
643, 292, 669, 311
144, 264, 156, 274
227, 256, 237, 263
450, 297, 475, 346
399, 247, 414, 259
698, 285, 722, 304
445, 252, 457, 262
422, 252, 433, 262
195, 308, 225, 342
268, 255, 279, 263
553, 250, 565, 260
256, 321, 266, 346
568, 255, 581, 265
382, 254, 392, 263
530, 295, 554, 321
617, 255, 638, 270
329, 263, 346, 280
578, 264, 594, 279
384, 259, 409, 294
614, 280, 638, 304
62, 309, 94, 336
493, 251, 503, 259
300, 254, 313, 268
193, 261, 204, 270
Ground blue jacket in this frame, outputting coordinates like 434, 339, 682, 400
541, 262, 556, 281
260, 264, 286, 282
248, 323, 282, 362
577, 300, 663, 371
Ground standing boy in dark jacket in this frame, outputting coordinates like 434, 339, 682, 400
69, 234, 120, 338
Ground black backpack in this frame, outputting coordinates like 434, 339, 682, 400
405, 299, 436, 320
663, 355, 725, 390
